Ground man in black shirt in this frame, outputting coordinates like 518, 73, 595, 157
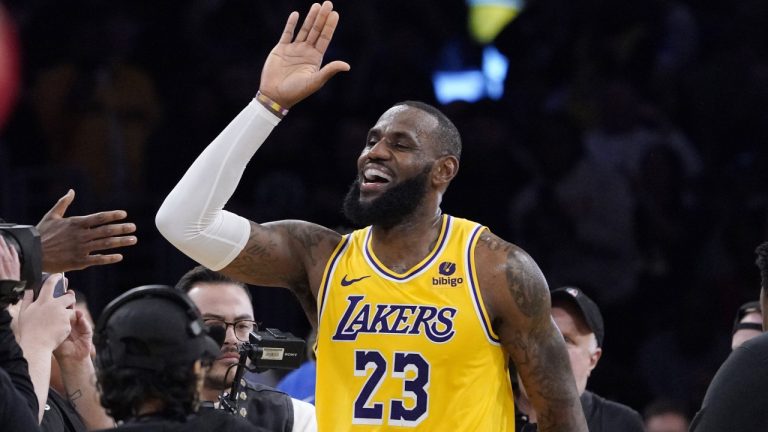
690, 242, 768, 431
176, 266, 316, 431
515, 287, 644, 432
689, 332, 768, 431
93, 285, 264, 432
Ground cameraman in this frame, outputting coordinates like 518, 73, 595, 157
177, 266, 316, 432
0, 235, 42, 431
92, 285, 264, 431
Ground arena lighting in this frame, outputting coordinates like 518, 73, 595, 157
432, 45, 509, 105
432, 0, 520, 105
467, 0, 524, 44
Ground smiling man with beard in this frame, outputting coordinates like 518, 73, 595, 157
176, 266, 316, 432
342, 162, 432, 229
156, 2, 586, 431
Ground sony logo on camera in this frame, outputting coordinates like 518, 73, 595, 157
244, 328, 305, 373
432, 261, 463, 287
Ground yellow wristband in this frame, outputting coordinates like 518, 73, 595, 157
256, 91, 289, 118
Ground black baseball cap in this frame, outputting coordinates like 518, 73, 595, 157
96, 286, 220, 371
732, 301, 762, 335
551, 287, 605, 348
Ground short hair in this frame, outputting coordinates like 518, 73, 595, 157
755, 242, 768, 290
97, 363, 198, 422
175, 265, 251, 301
393, 101, 462, 160
643, 398, 689, 422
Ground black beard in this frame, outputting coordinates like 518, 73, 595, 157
204, 372, 231, 391
204, 360, 237, 391
342, 165, 432, 229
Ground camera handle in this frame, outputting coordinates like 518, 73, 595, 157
219, 349, 250, 415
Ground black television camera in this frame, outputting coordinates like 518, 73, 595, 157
0, 224, 42, 306
243, 328, 306, 372
218, 328, 305, 415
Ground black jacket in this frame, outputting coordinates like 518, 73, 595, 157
41, 389, 87, 432
691, 332, 768, 431
95, 410, 265, 432
0, 308, 40, 431
516, 390, 644, 432
580, 390, 644, 432
201, 381, 294, 431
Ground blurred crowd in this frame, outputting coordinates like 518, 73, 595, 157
2, 0, 768, 425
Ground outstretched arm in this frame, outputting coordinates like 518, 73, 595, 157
37, 189, 137, 273
156, 2, 348, 294
477, 232, 587, 432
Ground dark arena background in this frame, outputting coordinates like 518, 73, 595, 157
1, 0, 767, 420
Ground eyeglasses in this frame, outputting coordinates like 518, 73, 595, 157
203, 318, 258, 341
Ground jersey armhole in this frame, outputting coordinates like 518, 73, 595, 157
317, 234, 351, 322
466, 225, 501, 344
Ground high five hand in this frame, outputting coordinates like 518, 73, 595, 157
259, 1, 350, 108
36, 189, 137, 273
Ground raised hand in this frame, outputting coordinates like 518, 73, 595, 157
52, 302, 114, 429
259, 1, 350, 108
54, 307, 93, 363
16, 274, 75, 351
37, 189, 137, 273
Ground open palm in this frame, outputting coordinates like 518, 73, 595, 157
259, 1, 350, 108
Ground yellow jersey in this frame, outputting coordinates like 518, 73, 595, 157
315, 215, 516, 431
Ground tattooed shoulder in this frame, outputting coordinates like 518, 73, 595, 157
477, 232, 548, 320
245, 221, 280, 259
477, 231, 514, 253
223, 221, 281, 281
503, 246, 548, 319
283, 221, 340, 267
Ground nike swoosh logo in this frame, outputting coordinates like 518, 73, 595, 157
340, 275, 370, 287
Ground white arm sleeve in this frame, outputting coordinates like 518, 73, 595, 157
291, 398, 317, 432
155, 99, 281, 270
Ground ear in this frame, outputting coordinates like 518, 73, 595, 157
432, 155, 459, 187
761, 287, 768, 330
588, 347, 602, 373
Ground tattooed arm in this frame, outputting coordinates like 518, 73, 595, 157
156, 3, 348, 295
476, 231, 587, 432
221, 220, 341, 300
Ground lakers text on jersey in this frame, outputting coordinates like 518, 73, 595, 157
315, 215, 516, 431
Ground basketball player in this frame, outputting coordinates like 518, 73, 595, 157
156, 2, 586, 431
